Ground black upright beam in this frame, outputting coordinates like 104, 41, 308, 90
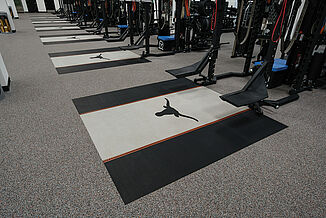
281, 0, 301, 58
209, 0, 266, 81
291, 1, 326, 93
262, 0, 296, 78
242, 0, 266, 75
101, 0, 109, 38
192, 0, 225, 85
174, 0, 182, 51
67, 0, 72, 21
207, 0, 225, 81
127, 2, 134, 45
84, 0, 87, 26
144, 2, 150, 55
158, 0, 162, 29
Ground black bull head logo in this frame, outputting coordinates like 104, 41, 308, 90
155, 98, 199, 122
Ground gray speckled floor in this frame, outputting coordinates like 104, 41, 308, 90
0, 13, 325, 217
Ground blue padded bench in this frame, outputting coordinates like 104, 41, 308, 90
117, 25, 128, 35
157, 35, 175, 41
118, 25, 128, 29
254, 58, 288, 88
254, 58, 288, 72
157, 35, 175, 51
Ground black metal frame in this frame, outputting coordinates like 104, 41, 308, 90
167, 0, 301, 113
289, 0, 326, 94
220, 0, 301, 113
141, 0, 181, 57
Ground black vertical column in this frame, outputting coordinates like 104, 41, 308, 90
26, 0, 38, 12
144, 2, 150, 54
58, 0, 63, 12
158, 0, 162, 31
174, 0, 182, 51
242, 0, 266, 75
102, 0, 109, 38
207, 0, 224, 81
292, 1, 326, 92
83, 0, 87, 26
67, 0, 72, 21
128, 2, 134, 45
0, 86, 4, 100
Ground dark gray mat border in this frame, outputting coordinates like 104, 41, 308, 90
56, 58, 151, 74
72, 78, 197, 114
31, 19, 64, 21
34, 24, 78, 28
32, 21, 71, 24
49, 47, 122, 57
39, 32, 116, 38
36, 28, 81, 32
43, 38, 105, 45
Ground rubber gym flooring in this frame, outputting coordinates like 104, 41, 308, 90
0, 13, 326, 216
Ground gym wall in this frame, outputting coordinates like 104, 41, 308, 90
36, 0, 47, 12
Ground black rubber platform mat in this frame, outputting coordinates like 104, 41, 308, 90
56, 58, 150, 74
40, 32, 117, 38
36, 28, 80, 32
73, 79, 287, 204
106, 109, 287, 204
49, 47, 122, 57
43, 38, 105, 45
40, 32, 91, 38
34, 24, 78, 27
73, 78, 198, 114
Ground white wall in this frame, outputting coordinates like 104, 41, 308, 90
54, 0, 60, 10
21, 0, 28, 12
6, 0, 19, 18
36, 0, 46, 12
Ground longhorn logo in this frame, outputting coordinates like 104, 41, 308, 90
67, 36, 79, 39
155, 98, 199, 122
89, 54, 110, 60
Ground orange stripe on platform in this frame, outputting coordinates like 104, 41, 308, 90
103, 108, 250, 163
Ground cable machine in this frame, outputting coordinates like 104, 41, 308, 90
286, 0, 326, 93
167, 0, 302, 113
